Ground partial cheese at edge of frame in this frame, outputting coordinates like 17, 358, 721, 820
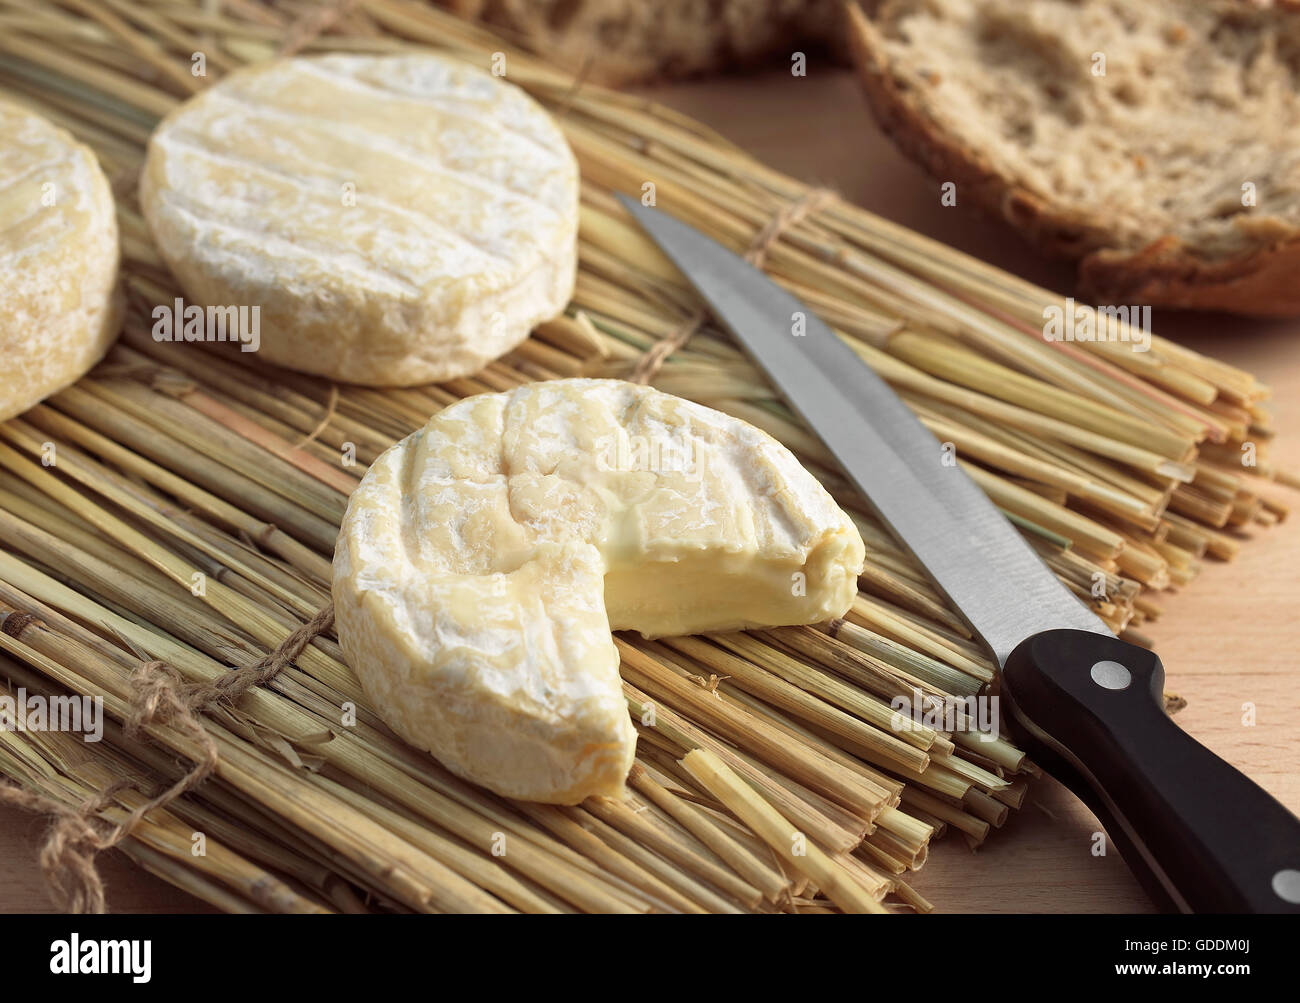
0, 98, 121, 423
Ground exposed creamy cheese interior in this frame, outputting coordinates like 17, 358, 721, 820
333, 379, 866, 803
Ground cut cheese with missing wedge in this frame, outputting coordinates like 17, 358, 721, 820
140, 54, 578, 386
333, 379, 866, 803
0, 99, 120, 423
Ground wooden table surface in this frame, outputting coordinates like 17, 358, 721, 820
3, 67, 1298, 914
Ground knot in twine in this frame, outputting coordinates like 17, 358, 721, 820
0, 603, 335, 913
630, 187, 838, 385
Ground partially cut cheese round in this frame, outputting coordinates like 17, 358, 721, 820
0, 99, 120, 422
333, 379, 866, 803
140, 54, 578, 385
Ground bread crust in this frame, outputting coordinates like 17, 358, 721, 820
440, 0, 846, 85
846, 1, 1300, 316
1078, 236, 1300, 318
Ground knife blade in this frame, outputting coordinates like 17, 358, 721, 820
618, 192, 1300, 914
617, 195, 1106, 666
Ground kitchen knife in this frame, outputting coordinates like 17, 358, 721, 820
618, 192, 1300, 914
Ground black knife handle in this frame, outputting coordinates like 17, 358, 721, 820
1002, 628, 1300, 913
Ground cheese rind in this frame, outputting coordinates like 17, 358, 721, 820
0, 100, 120, 422
140, 54, 579, 385
333, 379, 865, 803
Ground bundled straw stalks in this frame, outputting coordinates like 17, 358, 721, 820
0, 0, 1291, 914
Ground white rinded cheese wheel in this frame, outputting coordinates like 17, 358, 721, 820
333, 379, 866, 804
0, 100, 120, 423
140, 54, 579, 386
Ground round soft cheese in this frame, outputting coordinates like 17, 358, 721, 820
0, 100, 120, 423
140, 54, 579, 385
333, 379, 866, 804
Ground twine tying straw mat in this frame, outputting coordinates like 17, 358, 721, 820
0, 0, 1291, 914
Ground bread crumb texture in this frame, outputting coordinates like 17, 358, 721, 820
0, 99, 120, 422
852, 0, 1300, 314
333, 379, 865, 803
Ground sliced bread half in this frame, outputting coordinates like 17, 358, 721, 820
848, 0, 1300, 316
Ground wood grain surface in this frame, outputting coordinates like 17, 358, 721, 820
2, 67, 1297, 914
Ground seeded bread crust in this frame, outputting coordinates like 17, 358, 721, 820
848, 0, 1300, 316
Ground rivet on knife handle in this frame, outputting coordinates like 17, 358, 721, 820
1003, 629, 1300, 914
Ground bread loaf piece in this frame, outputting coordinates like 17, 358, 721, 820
440, 0, 845, 84
0, 99, 120, 422
849, 0, 1300, 315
